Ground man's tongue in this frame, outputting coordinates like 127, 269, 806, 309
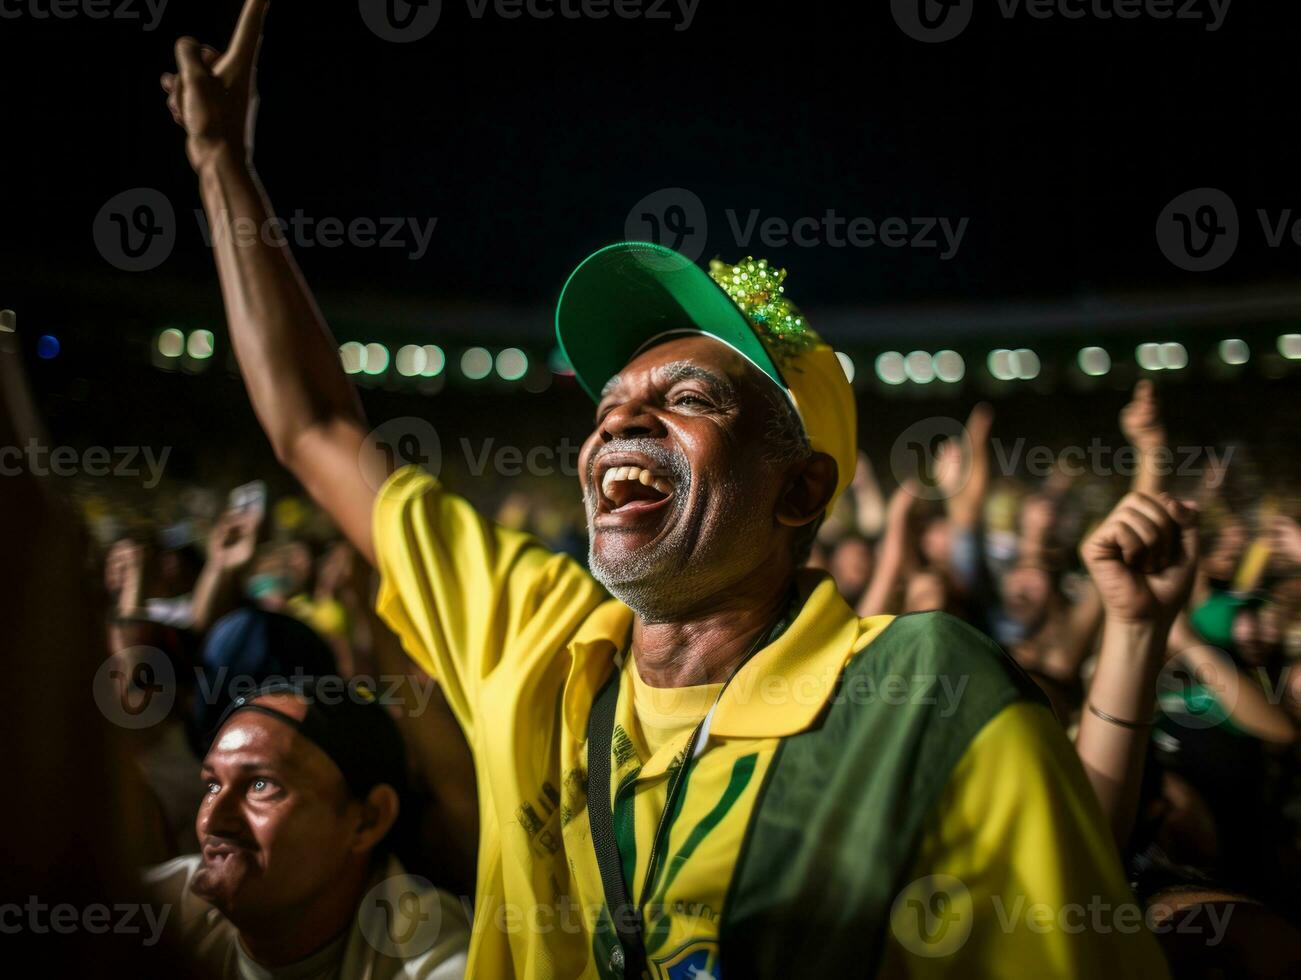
610, 480, 668, 510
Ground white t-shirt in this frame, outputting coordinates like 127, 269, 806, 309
144, 854, 469, 980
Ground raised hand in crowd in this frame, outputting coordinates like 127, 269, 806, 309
189, 501, 264, 631
857, 479, 920, 617
1120, 380, 1168, 497
1077, 492, 1200, 847
937, 401, 994, 531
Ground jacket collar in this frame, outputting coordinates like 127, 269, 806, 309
709, 570, 884, 739
563, 571, 890, 744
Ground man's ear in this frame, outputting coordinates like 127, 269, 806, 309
776, 452, 838, 528
350, 784, 400, 855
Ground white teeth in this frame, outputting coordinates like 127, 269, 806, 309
601, 464, 675, 499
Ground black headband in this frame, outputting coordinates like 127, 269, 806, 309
208, 677, 407, 801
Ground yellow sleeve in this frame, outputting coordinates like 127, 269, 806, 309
371, 466, 605, 739
880, 701, 1171, 979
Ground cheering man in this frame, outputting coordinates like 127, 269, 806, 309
161, 2, 1172, 976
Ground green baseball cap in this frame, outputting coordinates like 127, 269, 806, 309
555, 241, 786, 398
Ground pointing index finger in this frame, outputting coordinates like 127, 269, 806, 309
217, 0, 270, 79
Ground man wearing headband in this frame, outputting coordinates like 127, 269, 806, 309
145, 679, 470, 979
161, 2, 1168, 976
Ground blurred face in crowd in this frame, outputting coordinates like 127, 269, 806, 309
1002, 565, 1054, 630
1231, 609, 1270, 667
904, 570, 949, 614
830, 536, 873, 600
1202, 520, 1246, 583
1285, 669, 1301, 723
580, 335, 830, 621
919, 516, 952, 570
194, 694, 379, 925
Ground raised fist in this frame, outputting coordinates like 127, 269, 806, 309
1120, 380, 1166, 453
160, 0, 269, 171
1081, 492, 1199, 627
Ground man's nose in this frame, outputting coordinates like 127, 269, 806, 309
197, 785, 246, 840
599, 399, 665, 442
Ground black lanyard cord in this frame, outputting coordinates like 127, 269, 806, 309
586, 672, 645, 978
584, 590, 797, 978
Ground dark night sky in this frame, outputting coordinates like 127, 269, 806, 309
5, 1, 1301, 306
3, 0, 1301, 456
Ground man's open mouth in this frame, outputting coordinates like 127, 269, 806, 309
596, 456, 676, 515
201, 839, 254, 864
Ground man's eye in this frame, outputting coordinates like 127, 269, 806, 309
251, 778, 276, 794
205, 781, 220, 796
672, 393, 710, 409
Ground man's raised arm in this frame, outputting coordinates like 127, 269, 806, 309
161, 0, 384, 562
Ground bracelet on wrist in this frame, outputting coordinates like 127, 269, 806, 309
1086, 702, 1158, 730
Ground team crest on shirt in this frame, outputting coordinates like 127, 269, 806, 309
652, 939, 719, 980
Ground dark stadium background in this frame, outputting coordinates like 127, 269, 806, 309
2, 0, 1299, 504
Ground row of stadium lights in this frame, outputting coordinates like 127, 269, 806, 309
152, 330, 1301, 384
335, 342, 553, 383
867, 335, 1301, 385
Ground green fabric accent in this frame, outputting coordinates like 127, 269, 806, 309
719, 611, 1047, 976
1190, 591, 1249, 650
613, 769, 640, 902
644, 753, 758, 955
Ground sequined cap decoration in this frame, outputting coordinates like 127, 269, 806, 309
708, 256, 819, 366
